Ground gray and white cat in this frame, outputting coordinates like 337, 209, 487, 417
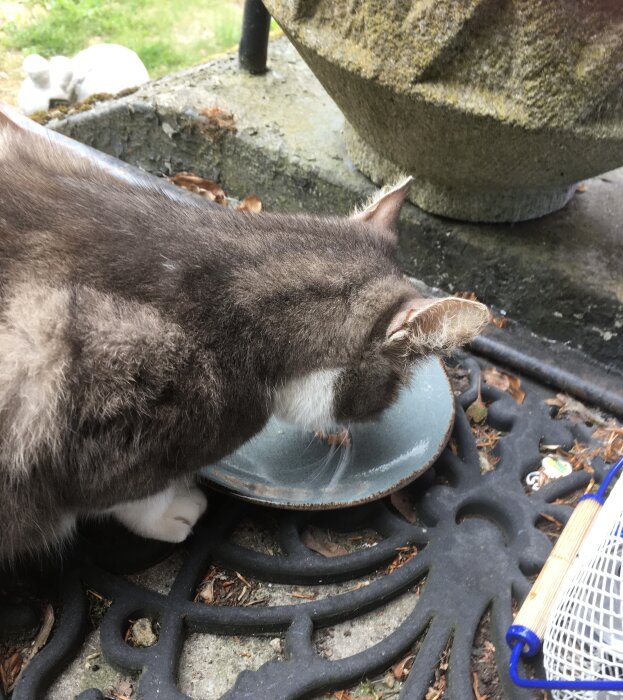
0, 106, 489, 563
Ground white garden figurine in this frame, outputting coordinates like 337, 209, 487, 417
18, 43, 149, 115
69, 43, 150, 103
18, 54, 73, 115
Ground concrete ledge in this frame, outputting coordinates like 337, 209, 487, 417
48, 39, 622, 375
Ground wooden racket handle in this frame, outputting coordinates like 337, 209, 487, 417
513, 497, 602, 641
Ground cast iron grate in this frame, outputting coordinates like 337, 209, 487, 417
6, 354, 614, 700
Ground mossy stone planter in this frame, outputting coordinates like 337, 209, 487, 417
264, 0, 623, 222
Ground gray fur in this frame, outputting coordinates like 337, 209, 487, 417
0, 111, 487, 562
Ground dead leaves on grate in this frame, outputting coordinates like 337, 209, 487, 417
481, 367, 525, 404
474, 424, 502, 473
425, 641, 451, 700
390, 489, 418, 524
104, 676, 134, 700
545, 393, 609, 426
87, 588, 112, 628
543, 393, 622, 479
0, 603, 54, 695
0, 647, 23, 695
593, 423, 623, 463
385, 544, 419, 575
446, 364, 471, 397
466, 367, 526, 428
540, 425, 622, 483
195, 565, 268, 607
464, 380, 503, 473
124, 618, 158, 648
392, 652, 416, 681
330, 691, 376, 700
466, 385, 488, 425
301, 526, 349, 557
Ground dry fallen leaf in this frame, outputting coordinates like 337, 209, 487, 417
169, 171, 227, 206
385, 544, 419, 574
1, 649, 23, 694
576, 182, 587, 193
301, 526, 348, 557
466, 394, 488, 424
236, 194, 262, 213
392, 652, 416, 680
8, 603, 55, 692
479, 453, 496, 474
466, 378, 488, 423
334, 690, 354, 700
454, 291, 478, 301
482, 367, 525, 404
473, 424, 501, 452
197, 579, 214, 604
539, 512, 564, 529
195, 565, 268, 607
552, 441, 597, 476
490, 314, 508, 329
106, 676, 134, 700
425, 676, 447, 700
125, 618, 157, 647
383, 672, 396, 689
446, 365, 471, 396
593, 423, 623, 463
390, 488, 418, 523
545, 393, 608, 426
472, 671, 488, 700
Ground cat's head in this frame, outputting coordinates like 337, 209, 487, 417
272, 178, 490, 432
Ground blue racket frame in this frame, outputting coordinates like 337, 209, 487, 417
507, 456, 623, 692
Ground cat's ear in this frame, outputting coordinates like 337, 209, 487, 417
384, 297, 491, 356
23, 54, 50, 87
352, 176, 413, 233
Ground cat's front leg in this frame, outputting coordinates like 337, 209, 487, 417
110, 481, 208, 543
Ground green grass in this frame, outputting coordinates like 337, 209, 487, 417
2, 0, 248, 78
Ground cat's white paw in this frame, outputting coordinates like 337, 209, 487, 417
110, 482, 207, 543
156, 486, 208, 542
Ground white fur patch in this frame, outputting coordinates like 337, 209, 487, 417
0, 283, 70, 478
272, 369, 342, 432
110, 481, 208, 543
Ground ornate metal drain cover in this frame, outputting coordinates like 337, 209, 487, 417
4, 353, 616, 700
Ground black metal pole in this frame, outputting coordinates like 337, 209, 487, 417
239, 0, 272, 74
470, 335, 623, 419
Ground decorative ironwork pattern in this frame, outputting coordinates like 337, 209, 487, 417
9, 354, 608, 700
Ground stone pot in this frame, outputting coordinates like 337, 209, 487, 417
263, 0, 623, 222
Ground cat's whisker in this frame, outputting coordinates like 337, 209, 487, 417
303, 443, 341, 485
326, 441, 353, 489
300, 433, 319, 457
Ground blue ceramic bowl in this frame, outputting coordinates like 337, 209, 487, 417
200, 356, 455, 509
